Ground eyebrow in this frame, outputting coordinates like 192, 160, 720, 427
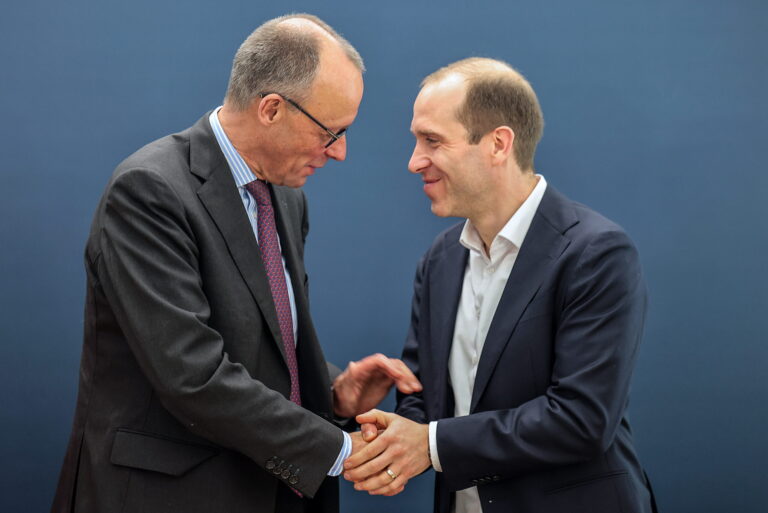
412, 129, 442, 139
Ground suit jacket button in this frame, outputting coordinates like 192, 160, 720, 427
282, 465, 292, 479
289, 475, 299, 485
266, 458, 277, 470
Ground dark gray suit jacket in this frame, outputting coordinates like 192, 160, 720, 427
397, 186, 657, 513
52, 114, 344, 513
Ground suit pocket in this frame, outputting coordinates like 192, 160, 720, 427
110, 428, 218, 477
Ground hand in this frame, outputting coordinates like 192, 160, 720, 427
345, 428, 381, 483
343, 409, 431, 496
333, 354, 422, 418
349, 430, 368, 456
350, 425, 380, 452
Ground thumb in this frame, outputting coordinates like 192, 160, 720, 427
355, 408, 389, 428
360, 422, 378, 442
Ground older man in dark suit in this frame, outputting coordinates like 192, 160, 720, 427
52, 14, 419, 513
344, 58, 656, 513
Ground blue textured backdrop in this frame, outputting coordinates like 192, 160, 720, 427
1, 1, 766, 511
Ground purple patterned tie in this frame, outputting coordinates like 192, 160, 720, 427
244, 180, 301, 406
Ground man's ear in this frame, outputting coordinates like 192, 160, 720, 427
254, 94, 284, 125
490, 126, 514, 165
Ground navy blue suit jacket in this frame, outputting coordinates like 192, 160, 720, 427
396, 185, 656, 513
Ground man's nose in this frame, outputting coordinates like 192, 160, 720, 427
408, 147, 428, 174
325, 135, 347, 161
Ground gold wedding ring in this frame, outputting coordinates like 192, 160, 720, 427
386, 468, 398, 480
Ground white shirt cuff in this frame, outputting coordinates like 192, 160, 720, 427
429, 421, 442, 472
327, 431, 351, 476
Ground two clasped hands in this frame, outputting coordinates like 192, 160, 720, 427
331, 354, 432, 496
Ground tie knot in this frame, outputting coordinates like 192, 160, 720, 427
245, 180, 272, 207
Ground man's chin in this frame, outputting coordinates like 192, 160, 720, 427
430, 202, 450, 218
288, 167, 318, 188
285, 176, 309, 188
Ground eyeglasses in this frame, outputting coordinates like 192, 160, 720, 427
259, 92, 346, 148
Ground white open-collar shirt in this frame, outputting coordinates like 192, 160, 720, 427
430, 175, 547, 513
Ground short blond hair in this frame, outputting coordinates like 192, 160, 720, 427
422, 58, 544, 171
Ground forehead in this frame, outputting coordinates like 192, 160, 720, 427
304, 47, 364, 127
411, 75, 467, 136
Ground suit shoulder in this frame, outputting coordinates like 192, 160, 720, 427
559, 203, 644, 285
114, 129, 191, 183
563, 199, 636, 248
540, 187, 641, 270
93, 126, 198, 233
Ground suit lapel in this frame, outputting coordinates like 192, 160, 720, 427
470, 187, 577, 412
272, 186, 333, 414
189, 115, 287, 363
429, 232, 469, 418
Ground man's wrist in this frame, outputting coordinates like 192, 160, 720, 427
327, 431, 351, 476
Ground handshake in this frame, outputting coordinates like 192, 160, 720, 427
343, 409, 432, 496
332, 354, 432, 497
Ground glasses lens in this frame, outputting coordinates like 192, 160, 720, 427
325, 128, 346, 148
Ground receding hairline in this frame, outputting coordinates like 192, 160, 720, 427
273, 14, 365, 71
418, 57, 544, 170
421, 57, 531, 95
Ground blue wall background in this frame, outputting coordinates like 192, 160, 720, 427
1, 1, 766, 511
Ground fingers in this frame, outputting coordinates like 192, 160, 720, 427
389, 359, 422, 393
344, 428, 388, 469
355, 466, 408, 495
355, 354, 421, 393
345, 450, 391, 483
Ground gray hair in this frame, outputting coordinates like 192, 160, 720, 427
225, 13, 365, 110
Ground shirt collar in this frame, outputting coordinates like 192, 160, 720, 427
208, 106, 255, 188
460, 175, 548, 256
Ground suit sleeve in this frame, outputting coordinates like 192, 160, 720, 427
433, 229, 647, 491
95, 168, 342, 497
